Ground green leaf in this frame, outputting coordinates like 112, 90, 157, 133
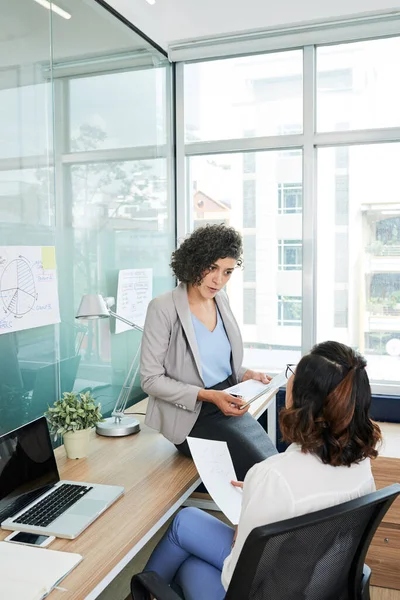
45, 389, 103, 432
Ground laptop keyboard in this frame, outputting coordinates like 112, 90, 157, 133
14, 483, 93, 528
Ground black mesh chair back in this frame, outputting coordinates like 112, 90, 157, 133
225, 484, 400, 600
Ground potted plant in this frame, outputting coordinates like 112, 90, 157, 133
45, 391, 104, 459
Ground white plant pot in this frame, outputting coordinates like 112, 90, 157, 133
63, 428, 92, 459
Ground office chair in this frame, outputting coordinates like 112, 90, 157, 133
130, 484, 400, 600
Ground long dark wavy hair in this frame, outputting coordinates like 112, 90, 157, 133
170, 224, 243, 285
279, 341, 382, 467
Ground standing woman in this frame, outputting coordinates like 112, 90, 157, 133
140, 224, 277, 481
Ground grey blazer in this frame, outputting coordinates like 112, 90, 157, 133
140, 282, 247, 444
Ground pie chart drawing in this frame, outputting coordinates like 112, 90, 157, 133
0, 257, 37, 317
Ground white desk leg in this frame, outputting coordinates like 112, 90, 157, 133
267, 395, 277, 447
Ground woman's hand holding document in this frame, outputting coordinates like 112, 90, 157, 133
187, 437, 243, 524
225, 370, 287, 409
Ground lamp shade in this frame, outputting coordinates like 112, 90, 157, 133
76, 294, 110, 319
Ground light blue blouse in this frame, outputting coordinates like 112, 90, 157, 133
191, 307, 232, 388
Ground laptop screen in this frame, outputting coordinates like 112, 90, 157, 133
0, 417, 59, 520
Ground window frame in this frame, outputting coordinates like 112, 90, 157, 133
175, 32, 400, 396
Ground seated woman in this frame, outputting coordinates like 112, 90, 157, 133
143, 341, 382, 600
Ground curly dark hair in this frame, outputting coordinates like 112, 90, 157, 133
279, 341, 382, 467
170, 224, 243, 285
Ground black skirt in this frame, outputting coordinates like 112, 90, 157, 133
175, 378, 278, 482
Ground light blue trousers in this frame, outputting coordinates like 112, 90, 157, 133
144, 507, 235, 600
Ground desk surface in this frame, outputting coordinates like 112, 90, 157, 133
0, 392, 277, 599
0, 405, 199, 599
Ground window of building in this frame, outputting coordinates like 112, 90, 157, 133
243, 234, 256, 282
334, 232, 349, 284
278, 239, 302, 270
277, 183, 302, 214
243, 180, 256, 227
243, 288, 256, 324
277, 296, 302, 326
243, 153, 256, 174
334, 289, 348, 328
335, 175, 349, 226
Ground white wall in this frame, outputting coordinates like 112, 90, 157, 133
109, 0, 400, 50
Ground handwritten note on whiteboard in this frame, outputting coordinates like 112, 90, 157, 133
187, 437, 243, 524
115, 268, 152, 334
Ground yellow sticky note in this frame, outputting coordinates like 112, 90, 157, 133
42, 246, 56, 270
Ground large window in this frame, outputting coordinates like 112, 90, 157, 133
317, 38, 400, 132
184, 51, 303, 142
186, 148, 303, 367
318, 143, 400, 385
181, 34, 400, 394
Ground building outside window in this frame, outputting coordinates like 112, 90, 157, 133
277, 183, 303, 214
243, 180, 256, 227
243, 288, 256, 325
278, 239, 302, 270
243, 153, 256, 174
277, 295, 302, 326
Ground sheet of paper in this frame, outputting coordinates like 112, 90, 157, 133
0, 246, 60, 335
225, 370, 287, 403
115, 268, 152, 334
187, 437, 243, 524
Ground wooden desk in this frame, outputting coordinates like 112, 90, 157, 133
0, 406, 200, 600
368, 456, 400, 590
0, 392, 278, 599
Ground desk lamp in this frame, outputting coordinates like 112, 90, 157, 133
75, 294, 143, 437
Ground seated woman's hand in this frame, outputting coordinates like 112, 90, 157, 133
231, 480, 243, 489
242, 369, 272, 384
208, 390, 249, 416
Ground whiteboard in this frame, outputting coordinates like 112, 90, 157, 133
0, 246, 60, 335
115, 268, 152, 334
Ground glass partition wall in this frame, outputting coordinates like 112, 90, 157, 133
0, 0, 174, 435
179, 37, 400, 396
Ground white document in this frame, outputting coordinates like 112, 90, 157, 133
0, 541, 82, 600
0, 246, 60, 335
225, 370, 287, 405
115, 268, 152, 334
187, 437, 243, 524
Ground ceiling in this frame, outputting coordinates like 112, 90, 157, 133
0, 0, 161, 71
108, 0, 400, 50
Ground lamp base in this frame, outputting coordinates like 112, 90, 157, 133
96, 416, 141, 437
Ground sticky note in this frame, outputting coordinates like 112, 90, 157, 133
41, 246, 56, 270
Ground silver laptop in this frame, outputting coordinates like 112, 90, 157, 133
0, 417, 124, 539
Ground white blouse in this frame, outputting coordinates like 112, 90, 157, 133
222, 444, 376, 590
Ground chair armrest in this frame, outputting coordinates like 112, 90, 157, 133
131, 571, 182, 600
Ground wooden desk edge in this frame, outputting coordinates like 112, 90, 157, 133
85, 476, 201, 600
